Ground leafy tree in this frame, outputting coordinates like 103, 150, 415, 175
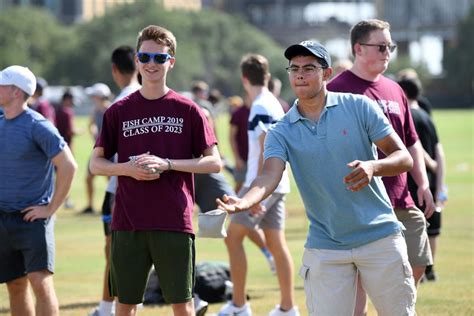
0, 2, 290, 98
59, 1, 287, 96
387, 55, 432, 86
0, 7, 72, 78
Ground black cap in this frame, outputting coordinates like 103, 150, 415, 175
284, 40, 331, 68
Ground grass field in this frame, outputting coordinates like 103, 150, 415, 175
0, 109, 473, 315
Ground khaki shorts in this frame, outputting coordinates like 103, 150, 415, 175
299, 233, 416, 315
395, 208, 433, 267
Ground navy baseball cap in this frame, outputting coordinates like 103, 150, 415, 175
284, 40, 332, 68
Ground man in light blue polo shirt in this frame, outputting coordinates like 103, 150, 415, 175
217, 41, 417, 315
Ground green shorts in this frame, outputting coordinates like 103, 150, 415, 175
110, 230, 195, 304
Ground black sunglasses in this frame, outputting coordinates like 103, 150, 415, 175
136, 52, 172, 64
359, 43, 397, 53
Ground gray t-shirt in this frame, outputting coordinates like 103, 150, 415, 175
0, 109, 65, 212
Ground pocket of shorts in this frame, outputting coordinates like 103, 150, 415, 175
402, 261, 417, 313
402, 261, 413, 278
299, 265, 315, 314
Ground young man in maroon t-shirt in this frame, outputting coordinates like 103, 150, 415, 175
90, 25, 221, 316
328, 19, 435, 315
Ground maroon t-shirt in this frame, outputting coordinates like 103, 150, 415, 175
95, 89, 217, 233
55, 106, 74, 146
328, 70, 418, 209
230, 105, 250, 162
32, 99, 56, 124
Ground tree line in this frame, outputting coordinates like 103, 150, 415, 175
0, 2, 472, 103
0, 2, 288, 98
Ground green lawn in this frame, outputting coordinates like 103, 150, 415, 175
0, 109, 473, 315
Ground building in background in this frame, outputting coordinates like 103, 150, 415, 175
0, 0, 201, 24
1, 0, 471, 105
206, 0, 471, 76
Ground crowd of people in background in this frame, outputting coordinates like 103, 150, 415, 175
0, 17, 447, 316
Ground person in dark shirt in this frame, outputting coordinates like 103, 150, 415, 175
398, 77, 447, 282
55, 90, 76, 150
28, 77, 56, 124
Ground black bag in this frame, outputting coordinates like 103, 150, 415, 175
143, 268, 166, 305
194, 261, 231, 303
143, 261, 232, 305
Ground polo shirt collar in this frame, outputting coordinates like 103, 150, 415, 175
289, 91, 340, 124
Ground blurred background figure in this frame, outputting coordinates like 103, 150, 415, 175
268, 77, 290, 113
88, 45, 141, 316
192, 83, 277, 282
228, 95, 250, 194
82, 83, 112, 215
208, 87, 227, 116
397, 68, 434, 115
55, 89, 76, 151
55, 89, 77, 209
28, 77, 55, 124
398, 77, 447, 282
191, 80, 215, 125
332, 58, 353, 78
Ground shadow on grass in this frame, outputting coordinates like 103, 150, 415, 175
60, 302, 97, 310
248, 285, 305, 298
0, 302, 97, 315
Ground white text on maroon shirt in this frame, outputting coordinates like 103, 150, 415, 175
122, 116, 183, 137
376, 100, 401, 115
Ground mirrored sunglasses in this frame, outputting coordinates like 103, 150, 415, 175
137, 52, 172, 64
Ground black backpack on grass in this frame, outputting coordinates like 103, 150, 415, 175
143, 261, 232, 305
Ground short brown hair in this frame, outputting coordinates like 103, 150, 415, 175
350, 19, 390, 56
240, 54, 270, 86
136, 25, 177, 56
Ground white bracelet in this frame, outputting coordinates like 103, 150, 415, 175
166, 158, 172, 171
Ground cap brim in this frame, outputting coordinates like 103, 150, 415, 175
85, 87, 101, 97
284, 45, 315, 60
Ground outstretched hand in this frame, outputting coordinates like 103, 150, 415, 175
216, 194, 249, 213
216, 194, 266, 215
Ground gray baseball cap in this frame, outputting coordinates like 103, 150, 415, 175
284, 40, 332, 68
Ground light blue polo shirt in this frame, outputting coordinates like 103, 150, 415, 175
264, 91, 403, 250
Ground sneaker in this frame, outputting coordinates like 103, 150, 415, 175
81, 206, 95, 214
425, 269, 437, 282
88, 308, 100, 316
195, 295, 209, 316
87, 306, 115, 316
64, 198, 74, 209
218, 301, 252, 316
268, 305, 300, 316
